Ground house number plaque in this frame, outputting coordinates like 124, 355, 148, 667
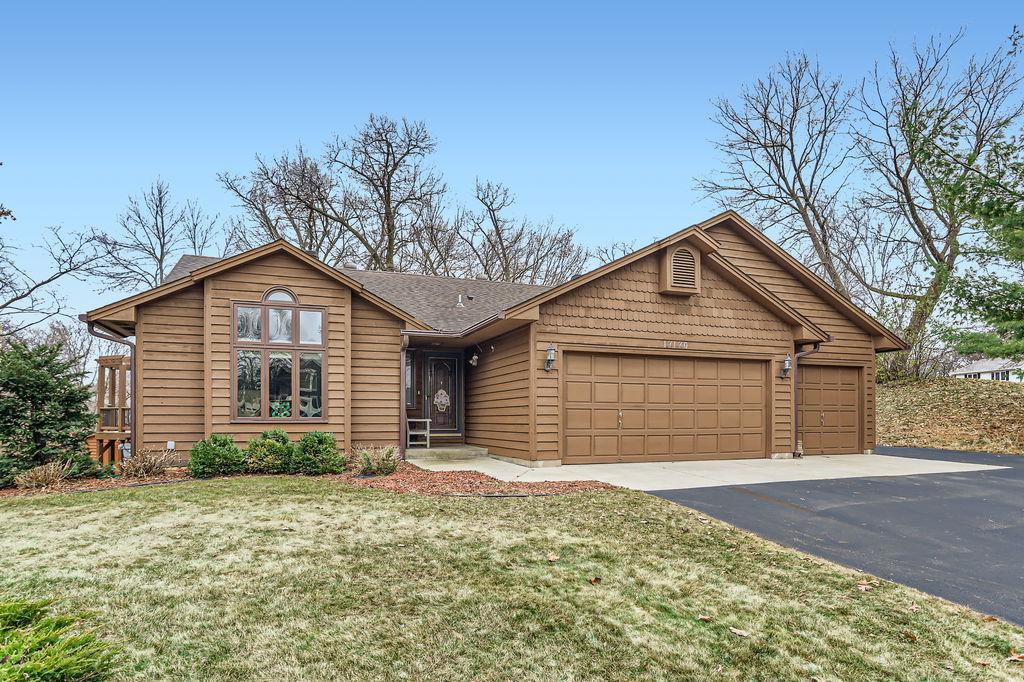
662, 340, 689, 349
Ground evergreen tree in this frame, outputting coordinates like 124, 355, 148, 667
0, 341, 96, 485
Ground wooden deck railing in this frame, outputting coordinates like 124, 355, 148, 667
94, 355, 131, 468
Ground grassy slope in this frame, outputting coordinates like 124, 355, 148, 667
877, 378, 1024, 455
2, 478, 1023, 681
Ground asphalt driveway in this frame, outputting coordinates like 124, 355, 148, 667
654, 446, 1024, 625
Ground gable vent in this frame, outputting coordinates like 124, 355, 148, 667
671, 248, 697, 288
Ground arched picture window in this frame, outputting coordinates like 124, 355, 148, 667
232, 288, 326, 421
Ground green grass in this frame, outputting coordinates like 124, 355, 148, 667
1, 477, 1023, 680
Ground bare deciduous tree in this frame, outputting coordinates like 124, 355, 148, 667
458, 180, 589, 285
698, 54, 854, 296
93, 179, 224, 290
220, 147, 362, 265
0, 229, 98, 335
851, 33, 1024, 350
223, 115, 446, 271
591, 240, 639, 264
700, 35, 1024, 377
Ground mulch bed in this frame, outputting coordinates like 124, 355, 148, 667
0, 462, 614, 499
327, 462, 617, 496
0, 468, 191, 499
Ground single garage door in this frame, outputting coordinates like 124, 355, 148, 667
797, 364, 861, 455
563, 352, 768, 464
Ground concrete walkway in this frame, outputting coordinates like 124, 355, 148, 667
412, 453, 1005, 491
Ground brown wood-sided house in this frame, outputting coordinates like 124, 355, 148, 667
82, 211, 906, 467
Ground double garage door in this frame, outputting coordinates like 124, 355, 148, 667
563, 352, 768, 464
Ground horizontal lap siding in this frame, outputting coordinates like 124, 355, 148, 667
350, 295, 402, 445
536, 253, 796, 462
207, 252, 349, 445
137, 285, 205, 452
708, 223, 877, 449
465, 327, 531, 459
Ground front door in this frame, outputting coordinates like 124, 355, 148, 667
425, 354, 460, 432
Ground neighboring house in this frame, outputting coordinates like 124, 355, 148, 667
950, 359, 1024, 382
82, 211, 906, 466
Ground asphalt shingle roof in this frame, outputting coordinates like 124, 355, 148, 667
951, 358, 1024, 375
164, 253, 550, 332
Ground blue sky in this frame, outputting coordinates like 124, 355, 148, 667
1, 1, 1017, 316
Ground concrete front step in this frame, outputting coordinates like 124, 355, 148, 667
406, 445, 489, 461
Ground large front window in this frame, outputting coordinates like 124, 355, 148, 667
232, 288, 326, 420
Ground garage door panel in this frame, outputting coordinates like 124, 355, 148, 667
719, 385, 741, 405
566, 435, 592, 457
621, 409, 645, 429
594, 382, 619, 403
647, 383, 670, 403
593, 409, 619, 429
621, 356, 645, 377
672, 385, 695, 404
566, 408, 592, 429
672, 358, 695, 379
696, 385, 717, 403
594, 355, 619, 376
566, 381, 592, 402
593, 435, 619, 456
696, 409, 718, 428
621, 382, 645, 403
741, 385, 763, 404
563, 352, 768, 464
647, 409, 670, 429
672, 409, 695, 429
648, 357, 671, 378
741, 409, 763, 429
566, 353, 592, 376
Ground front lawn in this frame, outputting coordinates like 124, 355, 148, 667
1, 478, 1022, 680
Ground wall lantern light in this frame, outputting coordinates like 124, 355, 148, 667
780, 354, 792, 378
544, 343, 557, 372
468, 352, 479, 367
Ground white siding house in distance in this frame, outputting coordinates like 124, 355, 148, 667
950, 358, 1024, 382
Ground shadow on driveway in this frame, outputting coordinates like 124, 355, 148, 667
653, 446, 1024, 625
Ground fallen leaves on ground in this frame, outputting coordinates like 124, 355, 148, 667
877, 378, 1024, 455
546, 553, 560, 562
856, 579, 881, 592
588, 576, 602, 585
1007, 650, 1024, 663
697, 615, 713, 622
729, 627, 751, 637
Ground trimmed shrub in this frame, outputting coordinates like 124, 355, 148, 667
293, 431, 344, 475
259, 428, 292, 447
0, 600, 115, 680
187, 435, 245, 479
13, 460, 72, 489
355, 444, 399, 477
245, 436, 293, 474
120, 448, 175, 478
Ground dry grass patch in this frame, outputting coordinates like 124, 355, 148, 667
1, 477, 1023, 680
878, 378, 1024, 454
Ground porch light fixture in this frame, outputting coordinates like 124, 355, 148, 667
544, 343, 557, 372
780, 354, 792, 378
468, 352, 479, 367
